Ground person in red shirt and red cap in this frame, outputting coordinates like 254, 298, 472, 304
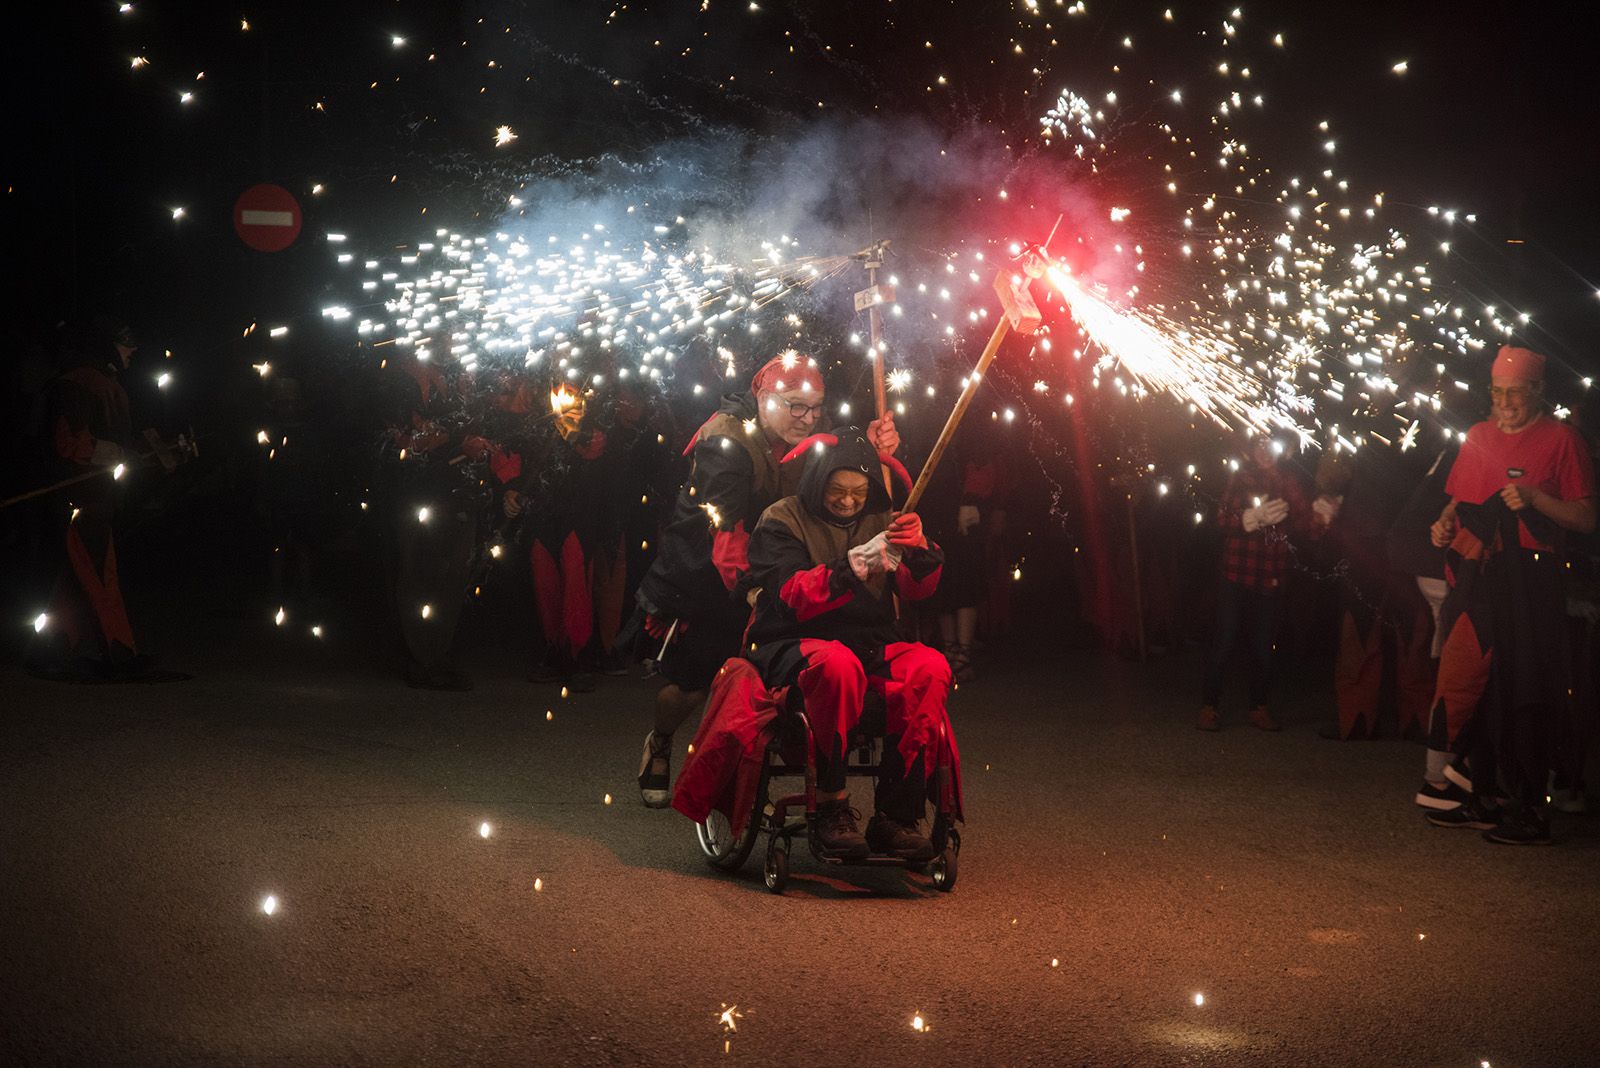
633, 353, 899, 807
1418, 345, 1596, 844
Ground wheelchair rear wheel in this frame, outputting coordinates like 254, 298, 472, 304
695, 765, 768, 871
930, 828, 960, 892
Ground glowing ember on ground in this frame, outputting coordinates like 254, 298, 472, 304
260, 895, 278, 916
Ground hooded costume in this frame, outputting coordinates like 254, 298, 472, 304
671, 427, 961, 830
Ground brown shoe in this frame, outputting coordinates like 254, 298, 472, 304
1196, 704, 1220, 731
1249, 705, 1281, 732
814, 799, 869, 859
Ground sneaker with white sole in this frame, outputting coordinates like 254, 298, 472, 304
637, 731, 672, 808
1415, 778, 1470, 811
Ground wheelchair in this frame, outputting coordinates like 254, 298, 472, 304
694, 688, 961, 894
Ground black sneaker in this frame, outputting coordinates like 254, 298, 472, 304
597, 648, 632, 677
1425, 797, 1500, 830
1414, 778, 1470, 812
814, 800, 869, 859
1483, 808, 1552, 846
638, 731, 672, 809
866, 813, 935, 861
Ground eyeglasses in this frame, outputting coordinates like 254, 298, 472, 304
1489, 386, 1536, 401
786, 401, 825, 419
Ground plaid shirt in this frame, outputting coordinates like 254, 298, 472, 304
1217, 462, 1312, 591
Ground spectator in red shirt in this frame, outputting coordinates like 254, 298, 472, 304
1199, 434, 1326, 731
1420, 346, 1596, 844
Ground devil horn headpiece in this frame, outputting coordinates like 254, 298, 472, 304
878, 453, 913, 494
779, 432, 839, 464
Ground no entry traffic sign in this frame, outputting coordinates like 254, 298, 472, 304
233, 183, 302, 252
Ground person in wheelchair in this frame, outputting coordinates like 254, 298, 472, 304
744, 427, 962, 861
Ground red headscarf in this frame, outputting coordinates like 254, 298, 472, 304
750, 351, 825, 397
1491, 345, 1546, 384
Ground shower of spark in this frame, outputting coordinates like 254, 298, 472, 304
1043, 263, 1305, 438
341, 227, 852, 387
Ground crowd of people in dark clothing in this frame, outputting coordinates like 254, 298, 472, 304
7, 318, 1596, 849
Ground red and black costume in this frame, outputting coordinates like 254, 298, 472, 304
520, 415, 621, 671
1428, 416, 1594, 811
33, 338, 139, 674
1326, 445, 1438, 740
635, 384, 809, 692
741, 429, 961, 826
378, 355, 485, 688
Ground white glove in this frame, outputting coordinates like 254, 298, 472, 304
91, 439, 123, 467
847, 532, 900, 580
957, 504, 981, 534
1312, 494, 1342, 525
1242, 497, 1289, 533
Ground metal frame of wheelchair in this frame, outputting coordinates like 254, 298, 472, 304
694, 690, 961, 894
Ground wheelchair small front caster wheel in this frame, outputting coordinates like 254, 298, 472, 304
763, 838, 789, 894
930, 844, 958, 892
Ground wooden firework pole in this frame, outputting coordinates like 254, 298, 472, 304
903, 262, 1045, 513
853, 239, 895, 495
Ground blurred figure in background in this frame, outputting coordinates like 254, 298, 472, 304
378, 352, 484, 691
1198, 433, 1325, 732
26, 319, 181, 681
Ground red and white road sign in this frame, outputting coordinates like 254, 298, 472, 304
233, 183, 302, 252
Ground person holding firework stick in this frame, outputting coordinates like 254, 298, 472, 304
633, 352, 899, 807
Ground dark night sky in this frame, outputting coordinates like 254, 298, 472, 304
7, 1, 1600, 366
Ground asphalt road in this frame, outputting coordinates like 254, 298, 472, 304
4, 615, 1599, 1067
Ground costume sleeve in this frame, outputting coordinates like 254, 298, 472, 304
748, 518, 854, 623
693, 436, 757, 592
1556, 427, 1596, 501
895, 541, 944, 601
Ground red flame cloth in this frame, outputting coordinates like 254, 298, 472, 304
711, 523, 752, 593
531, 531, 593, 654
488, 445, 522, 485
1490, 345, 1546, 383
671, 659, 789, 837
751, 353, 825, 396
780, 562, 856, 622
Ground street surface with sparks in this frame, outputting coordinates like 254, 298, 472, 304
3, 598, 1597, 1066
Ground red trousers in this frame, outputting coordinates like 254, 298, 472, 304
531, 535, 625, 656
791, 639, 963, 822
